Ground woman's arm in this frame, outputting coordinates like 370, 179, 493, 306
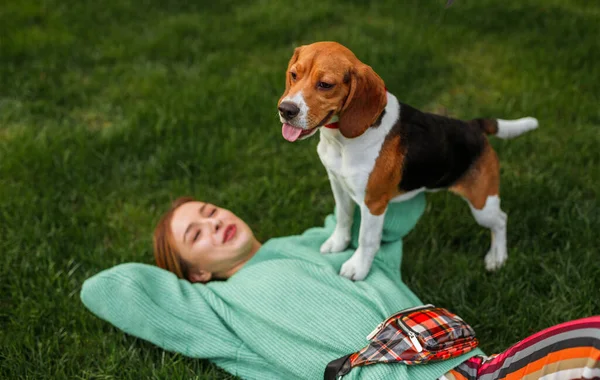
80, 263, 241, 359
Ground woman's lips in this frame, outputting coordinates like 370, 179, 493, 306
223, 224, 237, 243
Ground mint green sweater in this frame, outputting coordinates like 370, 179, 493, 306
81, 194, 483, 380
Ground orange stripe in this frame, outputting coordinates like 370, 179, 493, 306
503, 346, 600, 380
445, 369, 468, 380
521, 357, 600, 380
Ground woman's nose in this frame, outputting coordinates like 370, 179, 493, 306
208, 219, 222, 231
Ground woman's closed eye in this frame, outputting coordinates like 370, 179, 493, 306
202, 204, 217, 217
193, 230, 201, 242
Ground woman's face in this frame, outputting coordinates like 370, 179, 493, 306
170, 201, 259, 282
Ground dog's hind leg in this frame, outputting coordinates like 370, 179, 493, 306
451, 143, 508, 271
469, 196, 507, 271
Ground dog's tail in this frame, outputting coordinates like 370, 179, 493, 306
472, 117, 539, 139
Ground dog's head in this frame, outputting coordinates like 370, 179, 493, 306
278, 41, 387, 141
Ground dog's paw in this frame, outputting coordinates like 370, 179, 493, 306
320, 231, 351, 254
340, 251, 372, 281
484, 246, 507, 271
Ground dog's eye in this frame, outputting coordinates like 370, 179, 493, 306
290, 72, 297, 80
318, 82, 334, 89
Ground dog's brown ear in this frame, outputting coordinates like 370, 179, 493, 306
279, 46, 303, 102
338, 64, 387, 138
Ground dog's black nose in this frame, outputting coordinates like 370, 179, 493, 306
278, 102, 300, 121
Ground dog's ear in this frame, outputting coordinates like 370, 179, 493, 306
279, 46, 303, 102
338, 64, 387, 138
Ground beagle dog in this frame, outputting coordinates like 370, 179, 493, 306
278, 41, 538, 280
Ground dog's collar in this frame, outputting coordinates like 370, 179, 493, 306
323, 87, 388, 130
323, 115, 340, 129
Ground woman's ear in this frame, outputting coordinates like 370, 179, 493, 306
338, 64, 387, 138
188, 270, 212, 283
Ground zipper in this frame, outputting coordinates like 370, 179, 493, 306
366, 322, 384, 340
408, 332, 424, 353
397, 317, 424, 352
365, 304, 434, 341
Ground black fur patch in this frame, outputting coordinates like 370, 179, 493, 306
371, 109, 386, 128
394, 103, 486, 191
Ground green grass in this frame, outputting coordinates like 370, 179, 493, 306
1, 0, 599, 378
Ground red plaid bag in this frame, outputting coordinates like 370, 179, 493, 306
324, 304, 478, 379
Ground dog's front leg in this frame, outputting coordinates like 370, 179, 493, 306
339, 203, 386, 281
320, 173, 355, 254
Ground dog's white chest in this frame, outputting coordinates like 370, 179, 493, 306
316, 94, 399, 202
317, 129, 381, 200
317, 133, 344, 173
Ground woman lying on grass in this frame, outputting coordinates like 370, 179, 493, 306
81, 194, 600, 380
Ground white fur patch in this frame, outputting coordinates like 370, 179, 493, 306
467, 195, 508, 271
496, 117, 538, 139
390, 188, 426, 202
279, 91, 309, 129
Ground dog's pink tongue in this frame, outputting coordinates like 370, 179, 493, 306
282, 123, 303, 142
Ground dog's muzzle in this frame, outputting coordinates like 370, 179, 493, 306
278, 101, 300, 121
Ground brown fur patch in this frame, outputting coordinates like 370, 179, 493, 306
450, 141, 500, 209
278, 42, 386, 137
338, 64, 387, 138
365, 135, 405, 215
469, 118, 499, 136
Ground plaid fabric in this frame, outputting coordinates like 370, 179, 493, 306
349, 305, 478, 367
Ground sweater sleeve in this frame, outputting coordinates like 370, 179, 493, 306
80, 263, 242, 360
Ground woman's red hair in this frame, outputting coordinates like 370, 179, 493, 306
153, 196, 196, 279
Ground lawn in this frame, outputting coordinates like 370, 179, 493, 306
1, 0, 599, 378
